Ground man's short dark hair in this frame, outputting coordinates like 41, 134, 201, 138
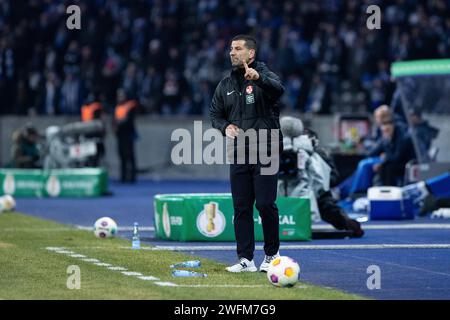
231, 34, 257, 52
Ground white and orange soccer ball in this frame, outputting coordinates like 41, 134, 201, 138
93, 217, 118, 238
267, 256, 300, 287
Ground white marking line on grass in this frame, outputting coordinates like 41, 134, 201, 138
44, 247, 308, 289
154, 282, 178, 287
45, 247, 64, 251
313, 223, 450, 230
94, 262, 112, 267
175, 284, 308, 289
138, 276, 160, 281
55, 250, 76, 255
45, 247, 160, 284
121, 271, 143, 277
141, 243, 450, 251
76, 226, 155, 232
107, 266, 128, 271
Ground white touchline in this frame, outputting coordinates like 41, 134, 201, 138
107, 266, 128, 271
137, 243, 450, 251
121, 271, 143, 276
82, 258, 100, 263
94, 262, 112, 267
44, 247, 311, 289
313, 223, 450, 230
174, 284, 308, 289
154, 282, 178, 287
45, 247, 160, 284
76, 226, 155, 232
138, 276, 160, 281
55, 250, 75, 254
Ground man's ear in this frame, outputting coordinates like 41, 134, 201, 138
249, 49, 256, 60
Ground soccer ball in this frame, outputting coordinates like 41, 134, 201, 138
93, 217, 118, 238
0, 195, 16, 212
267, 256, 300, 287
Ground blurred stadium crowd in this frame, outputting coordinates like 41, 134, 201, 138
0, 0, 449, 116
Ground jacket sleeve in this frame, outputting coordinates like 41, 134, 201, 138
210, 82, 230, 136
254, 66, 285, 100
368, 141, 384, 157
384, 134, 415, 163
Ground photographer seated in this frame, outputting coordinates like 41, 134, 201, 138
370, 120, 416, 186
278, 116, 364, 238
11, 125, 41, 168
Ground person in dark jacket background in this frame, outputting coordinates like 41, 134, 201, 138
370, 120, 416, 186
210, 35, 285, 273
408, 108, 439, 162
113, 88, 138, 183
11, 124, 41, 168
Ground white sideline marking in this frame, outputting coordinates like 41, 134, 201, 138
121, 271, 143, 276
154, 282, 178, 287
138, 276, 160, 281
55, 250, 75, 254
44, 247, 310, 289
94, 262, 112, 267
107, 266, 127, 271
45, 247, 159, 284
175, 284, 308, 289
313, 223, 450, 230
76, 226, 155, 232
45, 247, 64, 251
141, 243, 450, 251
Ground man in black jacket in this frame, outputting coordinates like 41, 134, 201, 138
210, 35, 285, 273
370, 120, 416, 186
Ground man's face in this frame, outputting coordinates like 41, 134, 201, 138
381, 123, 394, 140
230, 40, 254, 67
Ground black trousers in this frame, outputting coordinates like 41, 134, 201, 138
379, 162, 405, 186
117, 136, 136, 183
317, 191, 355, 230
230, 163, 280, 260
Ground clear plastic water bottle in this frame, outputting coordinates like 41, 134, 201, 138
132, 222, 140, 249
170, 260, 201, 268
172, 270, 207, 278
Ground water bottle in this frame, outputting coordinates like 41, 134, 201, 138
132, 222, 140, 249
171, 270, 207, 278
170, 260, 201, 268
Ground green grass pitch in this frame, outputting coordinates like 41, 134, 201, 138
0, 212, 365, 300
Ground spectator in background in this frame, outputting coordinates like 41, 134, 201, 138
113, 88, 138, 183
0, 37, 16, 114
306, 73, 331, 114
60, 72, 83, 115
121, 62, 142, 100
140, 65, 163, 114
0, 0, 449, 115
11, 125, 41, 168
38, 71, 60, 115
371, 120, 416, 186
408, 108, 440, 161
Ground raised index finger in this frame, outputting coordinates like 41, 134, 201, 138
242, 60, 249, 70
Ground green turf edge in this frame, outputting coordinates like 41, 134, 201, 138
0, 211, 368, 300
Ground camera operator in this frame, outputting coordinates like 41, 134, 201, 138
279, 116, 364, 237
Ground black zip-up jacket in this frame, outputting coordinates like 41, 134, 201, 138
210, 61, 285, 138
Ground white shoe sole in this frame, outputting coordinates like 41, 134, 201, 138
226, 266, 257, 273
